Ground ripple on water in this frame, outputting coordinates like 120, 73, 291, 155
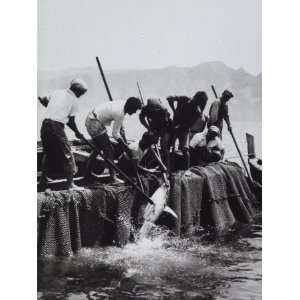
38, 224, 262, 300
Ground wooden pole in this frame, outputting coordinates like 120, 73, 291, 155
246, 133, 256, 159
227, 126, 253, 182
211, 85, 218, 99
96, 57, 113, 101
96, 57, 128, 142
137, 82, 145, 106
211, 85, 253, 182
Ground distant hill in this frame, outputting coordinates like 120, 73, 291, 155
38, 61, 261, 138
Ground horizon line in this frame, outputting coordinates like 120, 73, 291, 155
38, 61, 261, 77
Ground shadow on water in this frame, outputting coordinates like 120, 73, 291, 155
38, 217, 262, 300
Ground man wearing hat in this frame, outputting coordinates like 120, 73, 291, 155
38, 78, 88, 190
85, 97, 142, 183
208, 89, 234, 136
190, 126, 225, 165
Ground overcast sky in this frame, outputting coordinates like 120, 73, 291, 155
38, 0, 261, 75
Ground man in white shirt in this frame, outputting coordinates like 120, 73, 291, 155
39, 78, 88, 190
85, 97, 142, 183
190, 126, 225, 165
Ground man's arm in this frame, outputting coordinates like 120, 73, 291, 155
120, 125, 128, 144
139, 109, 150, 131
112, 116, 131, 153
168, 96, 190, 113
67, 116, 82, 139
38, 96, 49, 107
167, 96, 177, 113
112, 115, 124, 140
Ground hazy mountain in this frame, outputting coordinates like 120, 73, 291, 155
37, 61, 261, 136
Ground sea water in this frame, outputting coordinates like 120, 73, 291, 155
38, 219, 262, 300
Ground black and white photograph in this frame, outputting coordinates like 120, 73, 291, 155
36, 1, 262, 299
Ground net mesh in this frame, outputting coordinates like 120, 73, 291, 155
37, 163, 256, 256
37, 175, 162, 256
169, 161, 256, 236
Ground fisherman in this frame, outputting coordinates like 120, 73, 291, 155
208, 89, 234, 136
167, 91, 208, 170
190, 93, 209, 138
117, 131, 158, 177
139, 98, 173, 171
190, 125, 225, 165
38, 78, 88, 190
85, 97, 142, 183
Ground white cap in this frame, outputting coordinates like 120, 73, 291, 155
70, 78, 88, 90
208, 126, 220, 135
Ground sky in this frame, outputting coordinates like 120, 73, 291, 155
38, 0, 261, 75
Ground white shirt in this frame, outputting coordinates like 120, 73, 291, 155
45, 89, 78, 124
190, 132, 207, 148
190, 131, 224, 151
92, 100, 126, 139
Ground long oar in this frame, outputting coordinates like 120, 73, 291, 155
211, 85, 253, 183
137, 82, 145, 106
96, 57, 113, 102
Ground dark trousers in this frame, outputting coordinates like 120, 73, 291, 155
171, 128, 190, 170
86, 132, 115, 178
40, 119, 75, 183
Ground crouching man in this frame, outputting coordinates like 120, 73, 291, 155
190, 126, 225, 166
117, 131, 159, 177
39, 78, 88, 190
85, 97, 142, 183
139, 98, 173, 172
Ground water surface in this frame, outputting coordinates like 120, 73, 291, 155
38, 219, 262, 300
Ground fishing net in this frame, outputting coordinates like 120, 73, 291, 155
38, 186, 132, 256
192, 164, 236, 235
169, 161, 256, 236
169, 170, 205, 236
218, 162, 255, 222
37, 175, 162, 256
37, 191, 82, 256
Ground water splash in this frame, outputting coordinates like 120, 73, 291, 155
38, 223, 261, 299
76, 226, 225, 281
